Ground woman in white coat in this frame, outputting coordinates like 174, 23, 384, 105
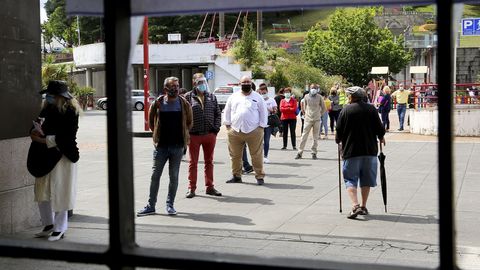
29, 80, 81, 241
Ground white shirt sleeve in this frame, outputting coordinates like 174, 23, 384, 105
223, 95, 232, 126
258, 97, 268, 128
46, 135, 57, 148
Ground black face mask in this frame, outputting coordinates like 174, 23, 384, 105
166, 87, 178, 97
241, 84, 252, 93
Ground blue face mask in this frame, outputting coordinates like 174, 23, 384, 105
197, 84, 208, 93
46, 94, 55, 104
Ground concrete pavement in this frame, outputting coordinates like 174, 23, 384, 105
2, 110, 479, 269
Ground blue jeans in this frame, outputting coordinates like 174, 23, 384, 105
264, 126, 272, 157
320, 112, 329, 136
397, 104, 406, 129
148, 145, 184, 208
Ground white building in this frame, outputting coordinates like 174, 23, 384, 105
73, 43, 251, 98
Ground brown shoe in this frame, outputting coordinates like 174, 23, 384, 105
206, 188, 222, 196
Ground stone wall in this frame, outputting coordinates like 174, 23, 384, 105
456, 48, 480, 84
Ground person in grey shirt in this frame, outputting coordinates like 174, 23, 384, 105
296, 84, 326, 160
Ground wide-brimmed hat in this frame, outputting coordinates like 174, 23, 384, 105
40, 80, 74, 99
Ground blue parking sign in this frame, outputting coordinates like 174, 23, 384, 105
205, 70, 214, 80
462, 18, 480, 36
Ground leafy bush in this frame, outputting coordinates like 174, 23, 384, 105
252, 65, 267, 79
423, 24, 437, 31
231, 18, 264, 69
73, 86, 96, 109
267, 69, 289, 92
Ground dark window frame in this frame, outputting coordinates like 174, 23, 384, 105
0, 0, 457, 269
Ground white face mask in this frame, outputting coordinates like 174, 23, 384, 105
310, 89, 318, 96
285, 93, 291, 99
262, 93, 268, 99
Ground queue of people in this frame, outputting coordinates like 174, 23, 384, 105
30, 77, 391, 243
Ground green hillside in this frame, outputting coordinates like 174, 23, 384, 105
263, 5, 480, 47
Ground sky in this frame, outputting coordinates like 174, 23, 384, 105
40, 0, 47, 22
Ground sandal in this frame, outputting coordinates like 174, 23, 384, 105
359, 206, 369, 215
347, 204, 362, 219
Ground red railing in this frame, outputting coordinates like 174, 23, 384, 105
386, 83, 480, 110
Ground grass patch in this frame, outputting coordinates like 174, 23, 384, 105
413, 5, 434, 13
264, 31, 307, 43
463, 4, 480, 18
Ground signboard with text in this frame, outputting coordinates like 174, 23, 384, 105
462, 18, 480, 36
167, 33, 181, 42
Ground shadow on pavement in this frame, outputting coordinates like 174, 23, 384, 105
242, 182, 314, 190
171, 212, 255, 225
266, 173, 306, 179
365, 213, 438, 224
267, 162, 312, 167
197, 195, 274, 205
69, 214, 108, 224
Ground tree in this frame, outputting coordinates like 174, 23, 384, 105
302, 8, 412, 86
267, 69, 289, 91
232, 17, 264, 69
44, 0, 103, 46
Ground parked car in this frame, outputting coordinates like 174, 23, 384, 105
96, 90, 154, 111
213, 86, 239, 110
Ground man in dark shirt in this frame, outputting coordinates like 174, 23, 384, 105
336, 86, 385, 219
137, 77, 193, 216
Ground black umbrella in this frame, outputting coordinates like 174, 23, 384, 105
337, 143, 342, 213
378, 142, 387, 212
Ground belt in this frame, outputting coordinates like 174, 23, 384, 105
397, 103, 407, 105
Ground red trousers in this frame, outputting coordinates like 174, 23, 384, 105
188, 133, 217, 191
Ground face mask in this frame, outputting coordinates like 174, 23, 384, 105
285, 93, 291, 99
167, 87, 178, 97
197, 84, 207, 93
46, 94, 55, 104
241, 83, 252, 93
310, 89, 318, 96
262, 93, 268, 99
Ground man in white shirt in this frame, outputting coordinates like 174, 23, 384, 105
224, 76, 268, 185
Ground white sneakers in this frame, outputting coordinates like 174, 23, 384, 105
263, 157, 270, 164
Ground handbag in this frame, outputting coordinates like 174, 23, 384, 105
267, 114, 281, 127
27, 141, 62, 178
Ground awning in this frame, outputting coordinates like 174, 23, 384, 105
66, 0, 439, 16
371, 66, 389, 74
410, 66, 429, 74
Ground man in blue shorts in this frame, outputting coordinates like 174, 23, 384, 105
336, 86, 385, 219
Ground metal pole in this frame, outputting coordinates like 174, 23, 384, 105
256, 10, 263, 41
436, 0, 457, 269
143, 17, 150, 131
219, 12, 225, 41
76, 16, 81, 46
196, 13, 209, 43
